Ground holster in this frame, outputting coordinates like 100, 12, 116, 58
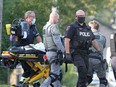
89, 52, 107, 70
57, 50, 64, 64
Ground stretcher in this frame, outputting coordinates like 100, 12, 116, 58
0, 43, 50, 87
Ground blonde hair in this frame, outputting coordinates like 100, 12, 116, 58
88, 20, 99, 30
49, 7, 59, 20
24, 11, 35, 19
51, 6, 58, 13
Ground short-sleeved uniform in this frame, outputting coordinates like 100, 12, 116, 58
65, 21, 95, 87
15, 25, 40, 46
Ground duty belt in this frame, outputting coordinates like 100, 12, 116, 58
89, 54, 101, 59
89, 51, 102, 60
47, 49, 57, 52
74, 49, 89, 54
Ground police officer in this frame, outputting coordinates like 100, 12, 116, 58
40, 7, 64, 87
87, 20, 108, 87
14, 11, 42, 81
64, 10, 100, 87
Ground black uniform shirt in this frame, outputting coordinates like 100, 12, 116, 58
65, 21, 95, 49
15, 25, 40, 47
65, 21, 94, 39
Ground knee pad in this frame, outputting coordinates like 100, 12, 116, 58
50, 73, 59, 83
58, 70, 62, 82
99, 78, 108, 86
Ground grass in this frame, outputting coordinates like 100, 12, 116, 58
0, 85, 10, 87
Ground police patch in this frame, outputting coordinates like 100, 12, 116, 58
66, 26, 71, 31
79, 32, 90, 37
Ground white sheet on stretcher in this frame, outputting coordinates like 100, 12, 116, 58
24, 42, 46, 52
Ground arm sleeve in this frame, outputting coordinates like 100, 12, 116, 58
34, 26, 40, 37
64, 25, 74, 39
51, 25, 65, 52
102, 35, 106, 48
90, 30, 95, 40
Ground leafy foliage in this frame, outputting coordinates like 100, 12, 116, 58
2, 0, 116, 51
2, 0, 54, 51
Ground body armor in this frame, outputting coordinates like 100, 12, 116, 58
90, 33, 106, 54
71, 24, 93, 51
43, 22, 64, 52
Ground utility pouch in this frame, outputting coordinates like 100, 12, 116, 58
103, 59, 108, 70
57, 50, 64, 64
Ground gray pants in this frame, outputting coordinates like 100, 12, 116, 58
87, 58, 107, 87
88, 58, 106, 78
40, 51, 61, 87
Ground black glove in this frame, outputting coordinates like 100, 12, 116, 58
65, 53, 72, 63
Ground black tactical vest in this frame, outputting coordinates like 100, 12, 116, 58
71, 23, 93, 51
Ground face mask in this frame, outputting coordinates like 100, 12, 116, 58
31, 18, 36, 25
77, 17, 85, 23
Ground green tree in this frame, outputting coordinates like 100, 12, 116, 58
2, 0, 116, 50
2, 0, 54, 51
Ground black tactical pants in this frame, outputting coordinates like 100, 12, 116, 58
20, 60, 34, 78
73, 53, 89, 87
